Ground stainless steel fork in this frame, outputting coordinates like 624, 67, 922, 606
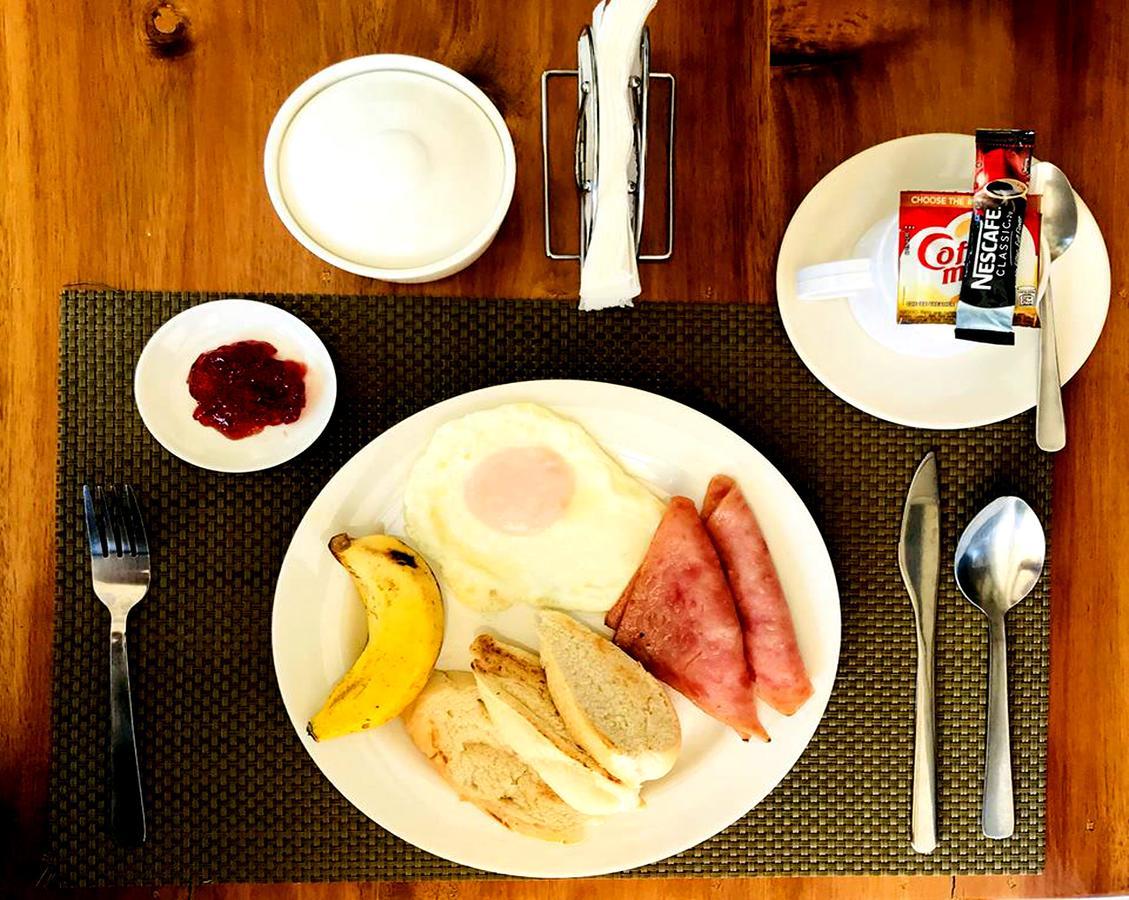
83, 484, 149, 846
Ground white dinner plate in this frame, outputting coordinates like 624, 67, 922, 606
776, 133, 1111, 429
272, 380, 841, 878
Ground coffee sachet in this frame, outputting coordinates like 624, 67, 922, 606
955, 129, 1036, 345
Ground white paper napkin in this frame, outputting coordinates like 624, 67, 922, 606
578, 0, 658, 311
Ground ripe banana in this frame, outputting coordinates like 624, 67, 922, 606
307, 533, 444, 741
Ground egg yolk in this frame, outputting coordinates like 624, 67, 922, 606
463, 446, 576, 535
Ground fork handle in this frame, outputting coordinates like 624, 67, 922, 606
109, 630, 146, 845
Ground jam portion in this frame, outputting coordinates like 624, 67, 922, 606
187, 340, 307, 439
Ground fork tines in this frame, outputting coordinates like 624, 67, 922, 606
83, 485, 149, 559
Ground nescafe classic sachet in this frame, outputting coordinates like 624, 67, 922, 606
955, 129, 1036, 345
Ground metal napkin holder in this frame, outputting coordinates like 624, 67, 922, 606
540, 26, 676, 264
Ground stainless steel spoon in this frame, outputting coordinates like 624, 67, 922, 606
1033, 162, 1079, 452
954, 496, 1046, 839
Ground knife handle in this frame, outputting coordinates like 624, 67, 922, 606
911, 626, 937, 853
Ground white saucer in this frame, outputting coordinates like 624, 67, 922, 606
776, 133, 1111, 430
134, 299, 336, 472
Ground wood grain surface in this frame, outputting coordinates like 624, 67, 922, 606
2, 0, 1126, 897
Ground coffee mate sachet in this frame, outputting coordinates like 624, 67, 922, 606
896, 190, 1041, 327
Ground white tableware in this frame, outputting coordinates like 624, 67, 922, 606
134, 299, 336, 473
264, 55, 516, 283
272, 380, 841, 878
777, 133, 1111, 429
795, 214, 969, 359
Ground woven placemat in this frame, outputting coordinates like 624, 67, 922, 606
50, 289, 1051, 887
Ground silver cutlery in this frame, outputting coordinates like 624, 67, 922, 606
1033, 161, 1079, 452
83, 484, 150, 846
898, 452, 939, 854
954, 497, 1045, 839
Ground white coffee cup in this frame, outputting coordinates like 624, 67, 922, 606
795, 214, 970, 359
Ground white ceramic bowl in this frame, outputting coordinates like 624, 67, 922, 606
264, 55, 516, 283
134, 299, 337, 472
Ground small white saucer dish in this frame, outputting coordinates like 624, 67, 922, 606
264, 55, 517, 283
134, 299, 336, 473
776, 133, 1111, 430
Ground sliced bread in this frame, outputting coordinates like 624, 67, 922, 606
538, 610, 681, 783
402, 670, 588, 843
469, 634, 641, 815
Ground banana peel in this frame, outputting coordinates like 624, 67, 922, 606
307, 533, 444, 741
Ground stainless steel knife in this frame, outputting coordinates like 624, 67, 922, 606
898, 452, 940, 853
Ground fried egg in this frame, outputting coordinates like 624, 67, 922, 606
404, 403, 665, 612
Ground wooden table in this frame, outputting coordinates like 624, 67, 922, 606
2, 1, 1126, 897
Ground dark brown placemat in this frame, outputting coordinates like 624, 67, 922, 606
50, 289, 1051, 887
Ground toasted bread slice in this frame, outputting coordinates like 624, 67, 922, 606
538, 611, 681, 783
469, 634, 640, 815
402, 670, 588, 843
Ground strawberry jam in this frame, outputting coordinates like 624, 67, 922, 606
187, 340, 307, 439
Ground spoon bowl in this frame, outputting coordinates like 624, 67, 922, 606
955, 496, 1046, 618
1035, 161, 1079, 263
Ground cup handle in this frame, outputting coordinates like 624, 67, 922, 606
795, 259, 874, 301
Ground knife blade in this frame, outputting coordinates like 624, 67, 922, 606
898, 451, 940, 854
